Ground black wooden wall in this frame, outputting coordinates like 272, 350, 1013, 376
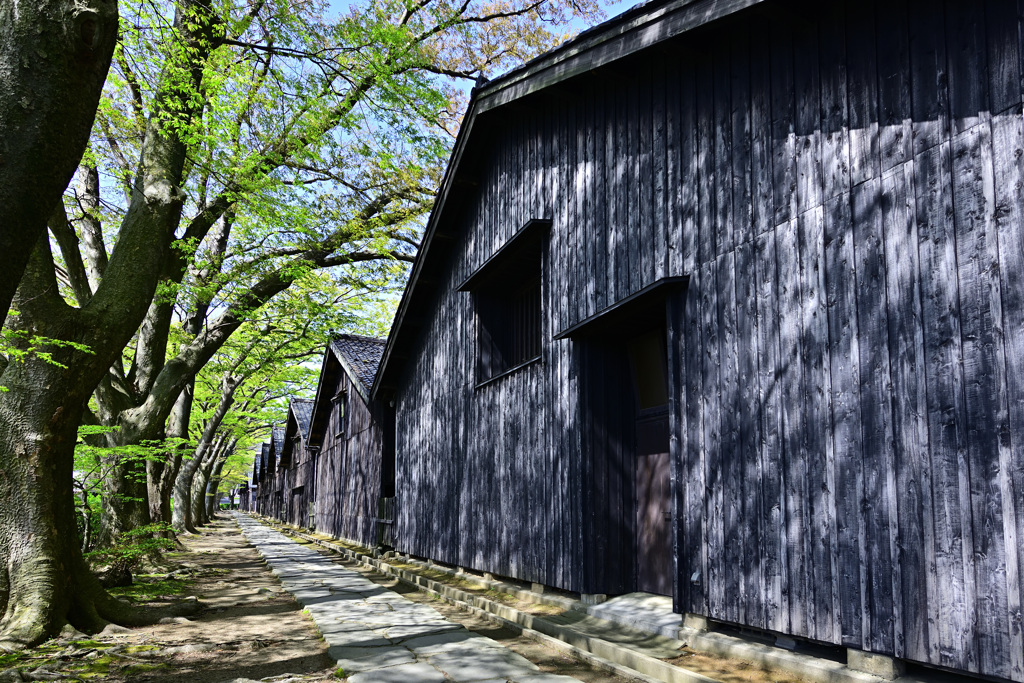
393, 0, 1024, 680
313, 370, 384, 547
279, 412, 315, 527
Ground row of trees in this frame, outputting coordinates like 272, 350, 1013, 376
0, 0, 604, 650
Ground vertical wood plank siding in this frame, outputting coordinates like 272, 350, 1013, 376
393, 1, 1024, 680
313, 370, 385, 548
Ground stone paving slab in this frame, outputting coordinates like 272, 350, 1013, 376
235, 513, 585, 683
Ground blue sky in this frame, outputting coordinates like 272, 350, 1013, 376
324, 0, 629, 56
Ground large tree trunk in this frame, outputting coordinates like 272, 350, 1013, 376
191, 461, 212, 527
205, 459, 226, 520
171, 375, 238, 531
0, 362, 110, 643
147, 457, 167, 527
155, 383, 194, 525
97, 454, 151, 547
0, 0, 117, 325
0, 277, 198, 647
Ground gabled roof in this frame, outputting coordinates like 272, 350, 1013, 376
280, 398, 315, 468
331, 334, 386, 401
306, 334, 387, 451
252, 443, 264, 485
291, 398, 314, 440
370, 0, 764, 400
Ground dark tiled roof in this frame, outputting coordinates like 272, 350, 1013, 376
331, 334, 387, 396
253, 443, 265, 483
272, 427, 285, 456
290, 398, 314, 440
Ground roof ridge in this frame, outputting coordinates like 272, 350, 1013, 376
332, 333, 386, 345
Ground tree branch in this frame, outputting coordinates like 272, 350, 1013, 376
47, 204, 94, 306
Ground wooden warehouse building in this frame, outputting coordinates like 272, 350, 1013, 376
369, 0, 1024, 681
309, 335, 394, 547
253, 442, 269, 515
266, 426, 286, 520
279, 398, 315, 527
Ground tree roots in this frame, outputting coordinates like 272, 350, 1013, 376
0, 565, 202, 650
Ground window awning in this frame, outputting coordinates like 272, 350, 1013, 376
553, 276, 688, 340
457, 219, 551, 292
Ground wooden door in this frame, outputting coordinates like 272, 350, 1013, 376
636, 412, 672, 595
628, 331, 673, 596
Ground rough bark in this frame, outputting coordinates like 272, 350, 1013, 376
0, 243, 199, 648
172, 375, 238, 531
0, 0, 117, 325
205, 458, 227, 520
191, 458, 214, 527
0, 0, 223, 642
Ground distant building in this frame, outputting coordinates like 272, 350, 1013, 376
308, 335, 393, 547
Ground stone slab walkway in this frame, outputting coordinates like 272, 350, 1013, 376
234, 513, 584, 683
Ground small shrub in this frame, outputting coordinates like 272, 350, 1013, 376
86, 523, 177, 583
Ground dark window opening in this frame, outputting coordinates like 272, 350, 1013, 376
332, 389, 347, 437
459, 219, 550, 386
627, 328, 669, 412
476, 275, 542, 382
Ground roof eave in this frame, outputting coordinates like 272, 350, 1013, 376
371, 0, 766, 401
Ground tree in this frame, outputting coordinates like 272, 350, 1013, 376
172, 274, 377, 531
0, 0, 603, 648
78, 0, 603, 542
0, 0, 118, 329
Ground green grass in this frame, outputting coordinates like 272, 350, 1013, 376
108, 576, 192, 602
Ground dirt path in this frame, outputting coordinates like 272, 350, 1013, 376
0, 516, 637, 683
1, 516, 334, 682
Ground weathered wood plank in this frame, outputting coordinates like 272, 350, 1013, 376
877, 0, 912, 172
777, 216, 807, 637
944, 1, 989, 136
680, 60, 699, 274
701, 258, 723, 619
749, 30, 773, 242
618, 82, 632, 299
770, 20, 797, 227
985, 1, 1021, 115
846, 0, 880, 185
990, 109, 1024, 683
669, 286, 686, 610
697, 46, 718, 267
951, 119, 1011, 677
915, 140, 973, 672
853, 177, 900, 655
797, 205, 836, 643
684, 268, 708, 615
716, 250, 741, 624
881, 159, 936, 664
793, 21, 823, 214
593, 85, 609, 313
639, 72, 654, 289
654, 60, 669, 282
824, 190, 863, 649
714, 38, 734, 258
755, 227, 785, 633
908, 0, 949, 156
629, 76, 642, 294
735, 240, 762, 626
818, 2, 850, 201
731, 28, 753, 249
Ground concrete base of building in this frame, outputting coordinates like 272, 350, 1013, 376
847, 650, 905, 680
